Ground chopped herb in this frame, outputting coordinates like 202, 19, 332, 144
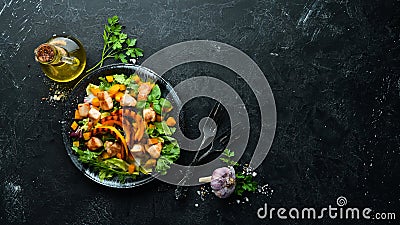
113, 74, 132, 85
72, 147, 138, 182
98, 77, 112, 91
155, 141, 180, 175
154, 121, 172, 136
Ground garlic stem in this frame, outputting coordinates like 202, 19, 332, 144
198, 176, 212, 183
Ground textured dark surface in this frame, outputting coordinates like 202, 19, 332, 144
1, 0, 400, 224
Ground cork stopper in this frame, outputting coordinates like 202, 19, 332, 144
34, 44, 56, 63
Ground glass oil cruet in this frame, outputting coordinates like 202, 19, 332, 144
34, 35, 86, 82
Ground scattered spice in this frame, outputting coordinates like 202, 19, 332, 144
40, 81, 69, 106
257, 184, 274, 196
197, 185, 210, 201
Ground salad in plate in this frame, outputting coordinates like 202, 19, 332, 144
69, 73, 180, 182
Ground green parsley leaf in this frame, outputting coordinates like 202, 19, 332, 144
126, 38, 137, 47
112, 41, 122, 50
119, 53, 127, 63
126, 48, 136, 57
153, 104, 162, 114
136, 100, 146, 109
135, 48, 144, 57
235, 172, 258, 196
159, 98, 172, 108
220, 149, 238, 166
223, 149, 235, 157
148, 84, 161, 101
119, 33, 127, 42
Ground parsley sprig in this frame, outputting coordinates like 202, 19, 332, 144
220, 149, 258, 196
87, 15, 144, 73
235, 171, 258, 196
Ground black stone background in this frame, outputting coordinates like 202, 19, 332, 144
0, 0, 399, 224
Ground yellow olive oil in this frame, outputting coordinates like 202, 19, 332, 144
35, 35, 86, 82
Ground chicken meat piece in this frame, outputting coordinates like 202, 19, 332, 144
130, 144, 145, 158
146, 143, 162, 159
86, 137, 103, 151
104, 141, 122, 157
97, 91, 113, 110
137, 83, 152, 101
143, 108, 156, 122
88, 108, 101, 121
121, 94, 137, 107
78, 103, 90, 117
143, 159, 157, 169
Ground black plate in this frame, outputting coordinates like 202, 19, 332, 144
62, 64, 182, 188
